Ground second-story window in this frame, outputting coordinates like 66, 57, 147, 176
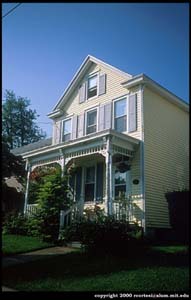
114, 98, 127, 132
86, 109, 97, 134
88, 74, 97, 99
63, 119, 71, 142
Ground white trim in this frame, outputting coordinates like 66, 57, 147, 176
19, 129, 140, 159
122, 74, 189, 112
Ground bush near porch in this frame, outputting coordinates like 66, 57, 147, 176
3, 168, 72, 244
61, 207, 144, 255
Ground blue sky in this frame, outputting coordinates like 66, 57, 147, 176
2, 3, 189, 137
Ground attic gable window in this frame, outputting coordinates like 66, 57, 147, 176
88, 74, 97, 99
62, 118, 71, 142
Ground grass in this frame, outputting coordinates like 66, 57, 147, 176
2, 234, 53, 255
2, 244, 189, 292
151, 245, 188, 254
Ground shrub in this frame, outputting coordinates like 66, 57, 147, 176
62, 216, 143, 255
3, 211, 28, 235
165, 190, 189, 244
33, 169, 72, 243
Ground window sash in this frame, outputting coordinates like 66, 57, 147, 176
63, 119, 71, 141
86, 109, 97, 134
115, 115, 127, 132
88, 75, 97, 98
114, 98, 126, 118
114, 98, 127, 132
115, 170, 127, 198
88, 75, 97, 89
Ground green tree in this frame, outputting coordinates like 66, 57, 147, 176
2, 140, 25, 180
35, 168, 72, 242
2, 90, 46, 149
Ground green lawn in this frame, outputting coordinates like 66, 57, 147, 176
2, 245, 189, 292
2, 234, 53, 255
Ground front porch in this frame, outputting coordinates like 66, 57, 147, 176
23, 129, 144, 228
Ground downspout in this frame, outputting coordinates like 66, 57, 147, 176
24, 159, 30, 214
140, 84, 146, 234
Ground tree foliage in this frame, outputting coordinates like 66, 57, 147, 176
2, 90, 46, 149
2, 141, 25, 180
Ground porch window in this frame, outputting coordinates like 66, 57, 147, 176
62, 119, 71, 142
86, 109, 97, 134
85, 166, 95, 202
88, 74, 97, 99
114, 98, 127, 132
115, 170, 126, 199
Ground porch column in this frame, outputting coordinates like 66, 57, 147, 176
24, 160, 31, 214
59, 149, 65, 177
60, 156, 65, 177
79, 166, 85, 217
105, 137, 113, 215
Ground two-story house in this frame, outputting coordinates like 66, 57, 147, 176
12, 55, 189, 237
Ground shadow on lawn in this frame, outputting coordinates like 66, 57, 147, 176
2, 246, 189, 286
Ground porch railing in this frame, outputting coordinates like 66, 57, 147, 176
112, 197, 134, 222
59, 201, 83, 229
26, 204, 39, 215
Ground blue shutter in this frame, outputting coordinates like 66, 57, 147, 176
98, 74, 106, 95
77, 113, 84, 138
128, 94, 137, 132
72, 115, 78, 140
79, 82, 86, 103
76, 167, 82, 202
99, 105, 105, 131
96, 163, 103, 202
104, 102, 112, 130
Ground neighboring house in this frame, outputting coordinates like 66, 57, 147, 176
11, 55, 189, 236
2, 176, 24, 213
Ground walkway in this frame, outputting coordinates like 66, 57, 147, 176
2, 245, 79, 292
2, 245, 78, 268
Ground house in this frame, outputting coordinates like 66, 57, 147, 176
2, 176, 24, 213
11, 55, 189, 237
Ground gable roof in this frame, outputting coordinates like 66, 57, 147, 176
47, 55, 132, 118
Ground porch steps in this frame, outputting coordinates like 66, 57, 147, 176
67, 241, 82, 249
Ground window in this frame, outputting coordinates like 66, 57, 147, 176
115, 170, 126, 199
88, 74, 97, 99
85, 166, 95, 202
114, 98, 127, 132
86, 109, 97, 134
62, 119, 71, 142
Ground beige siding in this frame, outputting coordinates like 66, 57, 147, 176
55, 62, 142, 140
143, 87, 189, 229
